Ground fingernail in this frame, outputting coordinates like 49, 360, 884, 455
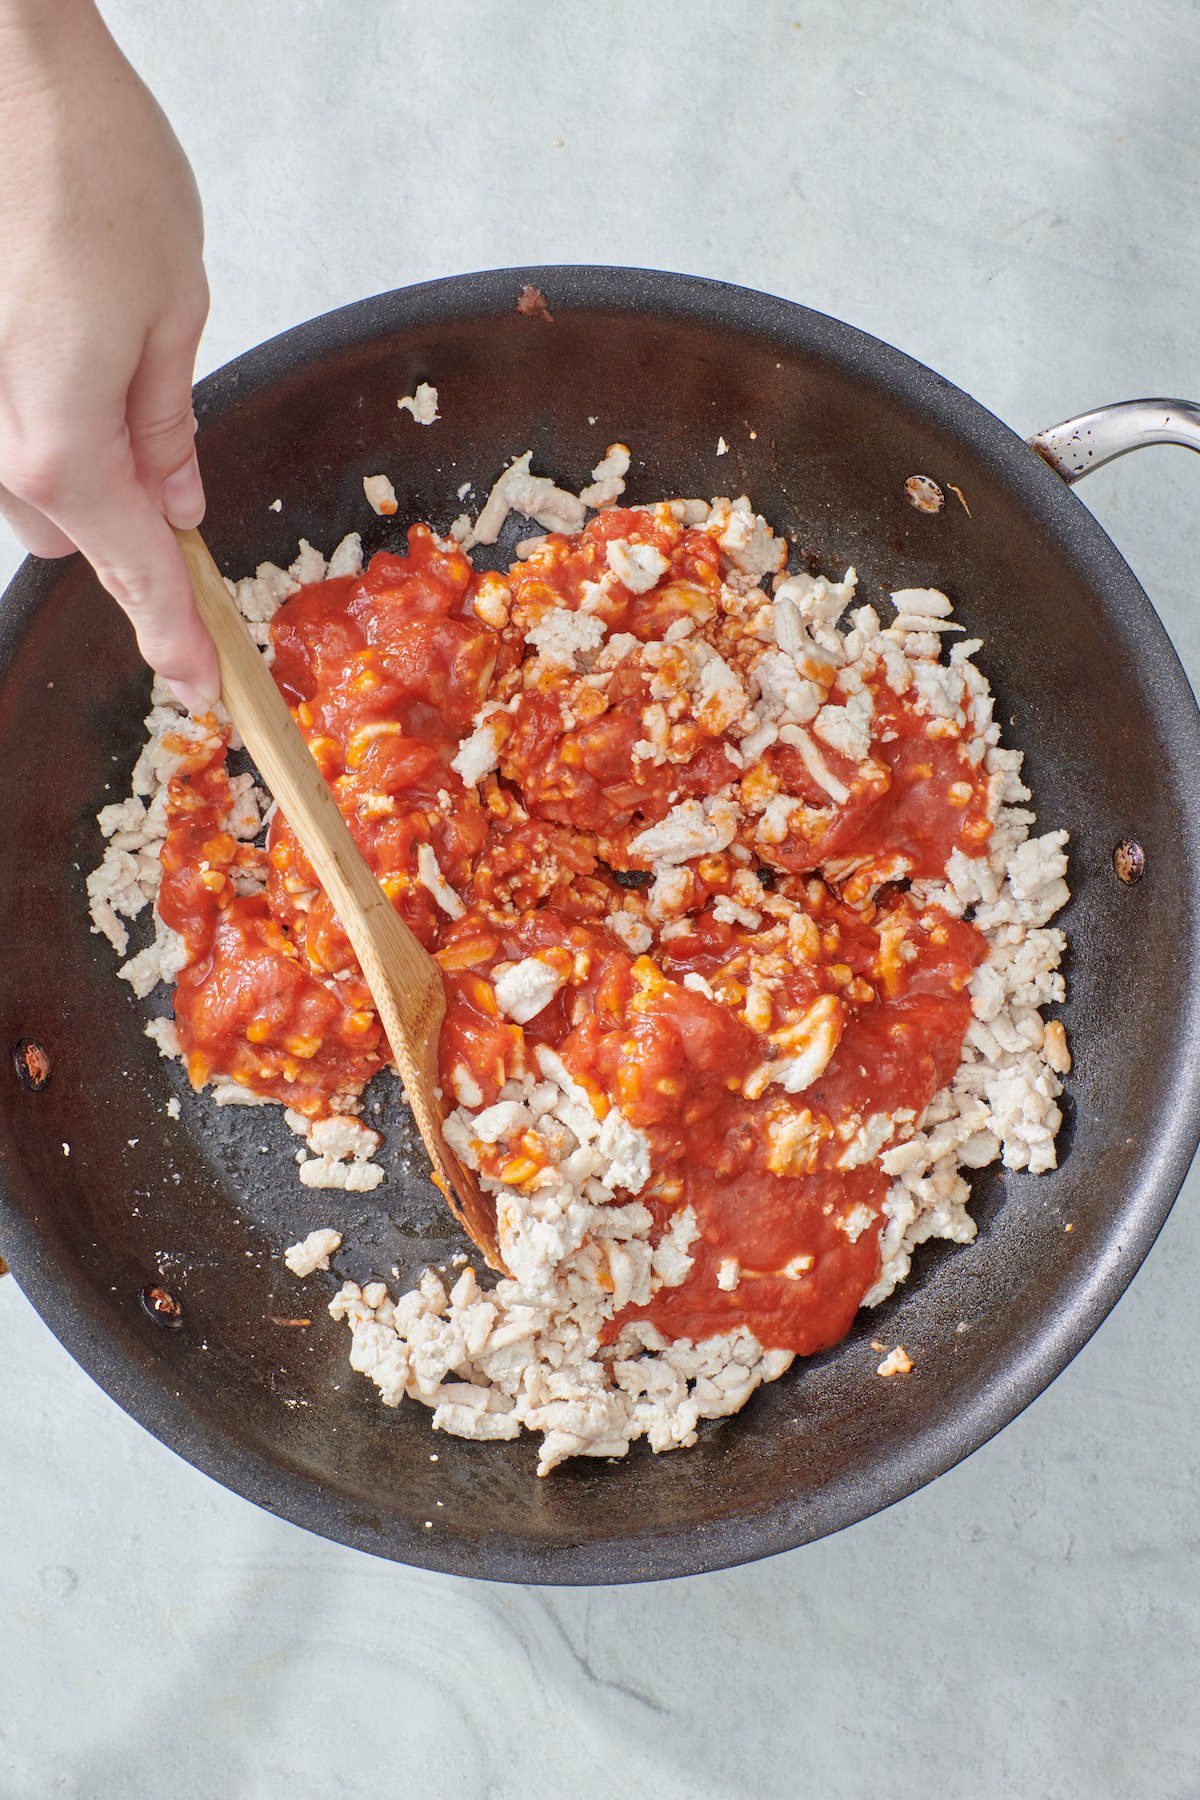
162, 455, 206, 531
169, 677, 219, 714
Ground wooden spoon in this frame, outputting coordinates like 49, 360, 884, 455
174, 528, 503, 1271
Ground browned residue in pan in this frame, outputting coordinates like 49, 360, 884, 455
517, 283, 554, 323
1114, 838, 1145, 884
904, 474, 944, 513
142, 1284, 183, 1326
13, 1038, 51, 1091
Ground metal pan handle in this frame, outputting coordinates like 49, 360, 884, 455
1028, 399, 1200, 482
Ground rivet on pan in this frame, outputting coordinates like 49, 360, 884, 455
1113, 839, 1145, 884
13, 1039, 51, 1091
904, 474, 944, 513
141, 1284, 184, 1328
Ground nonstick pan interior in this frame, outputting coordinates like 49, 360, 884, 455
2, 267, 1198, 1583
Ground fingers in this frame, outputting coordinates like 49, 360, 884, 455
76, 470, 220, 705
160, 450, 206, 530
0, 307, 215, 703
16, 437, 220, 704
0, 483, 77, 559
126, 311, 208, 527
2, 446, 218, 706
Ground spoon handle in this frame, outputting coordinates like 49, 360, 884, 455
174, 528, 502, 1268
175, 528, 439, 1026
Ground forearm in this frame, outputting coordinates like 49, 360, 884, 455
0, 0, 119, 142
0, 0, 107, 69
0, 0, 216, 704
0, 0, 101, 33
0, 6, 150, 285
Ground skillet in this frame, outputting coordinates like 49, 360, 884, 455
2, 265, 1199, 1584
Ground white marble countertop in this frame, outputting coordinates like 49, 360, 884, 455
3, 3, 1200, 1795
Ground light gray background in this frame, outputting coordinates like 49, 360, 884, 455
3, 3, 1199, 1796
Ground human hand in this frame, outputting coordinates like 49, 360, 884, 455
0, 0, 217, 708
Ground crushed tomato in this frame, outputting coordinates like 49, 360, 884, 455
159, 509, 992, 1356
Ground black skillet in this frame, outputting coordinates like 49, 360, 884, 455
2, 266, 1199, 1584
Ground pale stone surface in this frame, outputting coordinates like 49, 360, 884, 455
2, 1, 1200, 1794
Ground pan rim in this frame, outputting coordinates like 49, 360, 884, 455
3, 263, 1199, 1584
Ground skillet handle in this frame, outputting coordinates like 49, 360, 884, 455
1028, 398, 1200, 482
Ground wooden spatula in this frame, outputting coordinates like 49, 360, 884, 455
174, 528, 503, 1272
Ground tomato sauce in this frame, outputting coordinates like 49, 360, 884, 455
159, 511, 992, 1357
585, 899, 982, 1355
